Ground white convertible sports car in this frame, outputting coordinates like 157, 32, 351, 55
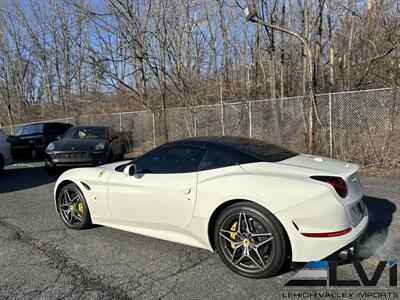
54, 137, 368, 278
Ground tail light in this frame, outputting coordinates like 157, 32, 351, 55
310, 176, 347, 198
301, 227, 352, 238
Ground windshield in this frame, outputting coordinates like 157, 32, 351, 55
62, 127, 107, 140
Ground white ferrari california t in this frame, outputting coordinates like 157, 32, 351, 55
54, 136, 368, 278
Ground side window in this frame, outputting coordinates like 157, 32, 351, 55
198, 149, 236, 171
134, 146, 206, 174
15, 127, 23, 136
24, 124, 43, 135
22, 125, 34, 135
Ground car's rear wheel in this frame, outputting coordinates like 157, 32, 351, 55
30, 147, 38, 160
214, 202, 288, 278
57, 183, 92, 229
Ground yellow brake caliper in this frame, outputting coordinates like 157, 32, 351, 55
77, 202, 84, 216
230, 221, 238, 249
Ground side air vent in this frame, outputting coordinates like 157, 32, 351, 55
80, 182, 91, 190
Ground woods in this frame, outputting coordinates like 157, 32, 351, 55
0, 0, 399, 132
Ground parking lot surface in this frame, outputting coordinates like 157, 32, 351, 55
0, 161, 399, 299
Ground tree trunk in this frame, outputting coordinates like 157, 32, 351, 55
327, 0, 335, 90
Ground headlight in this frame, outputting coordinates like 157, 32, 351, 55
46, 143, 55, 153
94, 142, 106, 151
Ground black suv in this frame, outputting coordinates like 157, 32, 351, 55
9, 122, 72, 160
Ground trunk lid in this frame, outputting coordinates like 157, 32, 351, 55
277, 154, 359, 178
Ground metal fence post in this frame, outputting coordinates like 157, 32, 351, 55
249, 101, 252, 138
221, 101, 225, 136
194, 107, 197, 137
119, 113, 122, 132
329, 92, 333, 158
91, 115, 94, 126
152, 112, 156, 148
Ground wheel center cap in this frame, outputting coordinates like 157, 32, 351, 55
243, 239, 250, 247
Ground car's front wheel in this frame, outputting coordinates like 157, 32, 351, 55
57, 183, 92, 229
214, 202, 288, 278
45, 159, 60, 175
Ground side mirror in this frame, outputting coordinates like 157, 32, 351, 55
56, 135, 62, 140
123, 164, 136, 176
109, 134, 118, 142
6, 135, 15, 143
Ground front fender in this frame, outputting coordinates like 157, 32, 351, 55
53, 167, 112, 223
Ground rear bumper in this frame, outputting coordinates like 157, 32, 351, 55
275, 192, 369, 262
294, 213, 368, 263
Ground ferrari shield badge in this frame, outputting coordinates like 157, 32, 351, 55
98, 170, 106, 177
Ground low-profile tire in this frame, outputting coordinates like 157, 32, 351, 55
57, 183, 92, 230
214, 201, 288, 279
30, 147, 38, 160
45, 159, 58, 175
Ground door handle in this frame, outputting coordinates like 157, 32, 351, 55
182, 188, 191, 194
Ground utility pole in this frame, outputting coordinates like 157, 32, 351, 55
243, 4, 316, 153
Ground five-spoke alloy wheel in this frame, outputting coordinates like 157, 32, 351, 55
214, 202, 288, 278
57, 183, 92, 229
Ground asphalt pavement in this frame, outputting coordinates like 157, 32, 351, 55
0, 161, 399, 299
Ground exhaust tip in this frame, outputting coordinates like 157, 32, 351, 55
338, 246, 355, 260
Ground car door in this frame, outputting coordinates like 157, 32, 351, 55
107, 145, 206, 229
10, 126, 25, 155
33, 124, 44, 145
22, 124, 44, 148
19, 125, 32, 150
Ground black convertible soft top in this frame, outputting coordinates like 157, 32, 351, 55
167, 136, 298, 163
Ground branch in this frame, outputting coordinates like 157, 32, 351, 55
356, 39, 398, 87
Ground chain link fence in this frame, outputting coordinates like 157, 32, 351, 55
1, 87, 399, 167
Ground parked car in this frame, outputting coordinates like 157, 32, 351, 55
8, 122, 72, 160
0, 129, 13, 174
54, 136, 368, 278
45, 125, 126, 173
